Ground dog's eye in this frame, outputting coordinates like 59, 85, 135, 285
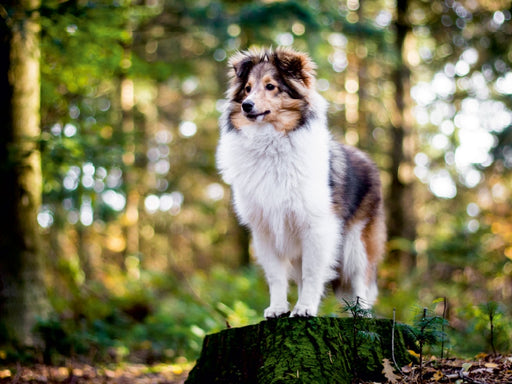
245, 85, 251, 93
266, 84, 275, 91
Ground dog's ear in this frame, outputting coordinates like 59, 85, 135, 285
273, 48, 316, 89
229, 53, 255, 79
227, 51, 258, 102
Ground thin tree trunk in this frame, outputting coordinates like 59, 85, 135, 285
388, 0, 417, 271
120, 24, 141, 267
121, 75, 141, 263
0, 0, 50, 345
356, 0, 370, 150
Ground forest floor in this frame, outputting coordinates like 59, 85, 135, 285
1, 354, 510, 383
387, 353, 512, 383
0, 362, 190, 384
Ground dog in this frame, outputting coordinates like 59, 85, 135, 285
216, 47, 386, 318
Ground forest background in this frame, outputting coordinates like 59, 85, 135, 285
1, 0, 511, 366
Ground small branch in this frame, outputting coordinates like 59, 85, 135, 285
489, 310, 496, 356
419, 307, 427, 384
441, 297, 447, 360
391, 308, 404, 376
352, 296, 360, 381
444, 368, 487, 384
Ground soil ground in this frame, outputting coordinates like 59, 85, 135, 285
0, 354, 510, 383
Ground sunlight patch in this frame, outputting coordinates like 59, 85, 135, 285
429, 170, 457, 199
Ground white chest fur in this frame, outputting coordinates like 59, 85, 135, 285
217, 117, 337, 256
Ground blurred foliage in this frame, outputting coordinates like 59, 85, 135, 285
27, 266, 268, 365
1, 0, 511, 364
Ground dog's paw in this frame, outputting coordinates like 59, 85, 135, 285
264, 305, 290, 319
290, 304, 317, 318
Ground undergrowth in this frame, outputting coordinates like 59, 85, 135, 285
0, 266, 510, 365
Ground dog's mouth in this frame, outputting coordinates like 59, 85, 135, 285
245, 110, 271, 121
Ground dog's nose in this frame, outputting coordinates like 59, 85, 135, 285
242, 100, 254, 113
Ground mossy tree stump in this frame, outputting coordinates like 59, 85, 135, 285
186, 317, 416, 383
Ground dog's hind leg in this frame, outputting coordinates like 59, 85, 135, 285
336, 221, 374, 309
360, 211, 386, 307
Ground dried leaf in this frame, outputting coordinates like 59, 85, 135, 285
433, 370, 444, 381
382, 358, 401, 384
0, 370, 11, 379
401, 364, 413, 374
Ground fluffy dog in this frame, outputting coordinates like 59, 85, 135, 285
216, 47, 385, 318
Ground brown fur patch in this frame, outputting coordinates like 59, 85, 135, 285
362, 208, 386, 284
328, 142, 385, 291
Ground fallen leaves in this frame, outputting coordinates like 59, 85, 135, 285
376, 354, 512, 383
0, 371, 10, 380
0, 362, 191, 384
382, 358, 400, 383
2, 354, 511, 383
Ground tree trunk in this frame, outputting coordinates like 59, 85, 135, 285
120, 27, 141, 270
0, 0, 50, 345
186, 317, 416, 384
387, 0, 417, 271
120, 75, 141, 262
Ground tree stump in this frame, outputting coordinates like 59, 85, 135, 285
186, 316, 416, 383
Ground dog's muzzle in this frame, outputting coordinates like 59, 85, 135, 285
242, 100, 270, 120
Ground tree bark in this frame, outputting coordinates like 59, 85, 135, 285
0, 0, 50, 345
186, 317, 416, 384
120, 24, 141, 270
387, 0, 417, 271
120, 75, 141, 263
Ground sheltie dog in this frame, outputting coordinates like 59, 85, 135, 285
216, 47, 386, 318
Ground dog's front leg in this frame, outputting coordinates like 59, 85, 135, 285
253, 232, 290, 319
264, 265, 290, 319
291, 223, 338, 317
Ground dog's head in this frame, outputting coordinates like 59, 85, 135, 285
226, 47, 317, 132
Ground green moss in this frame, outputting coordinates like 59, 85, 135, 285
186, 317, 415, 383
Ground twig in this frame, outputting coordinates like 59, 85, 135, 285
352, 296, 360, 381
391, 308, 404, 376
419, 307, 427, 384
442, 359, 489, 384
441, 297, 447, 360
489, 307, 496, 356
13, 362, 22, 384
458, 367, 487, 384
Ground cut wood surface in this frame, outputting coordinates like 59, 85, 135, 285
186, 316, 416, 383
